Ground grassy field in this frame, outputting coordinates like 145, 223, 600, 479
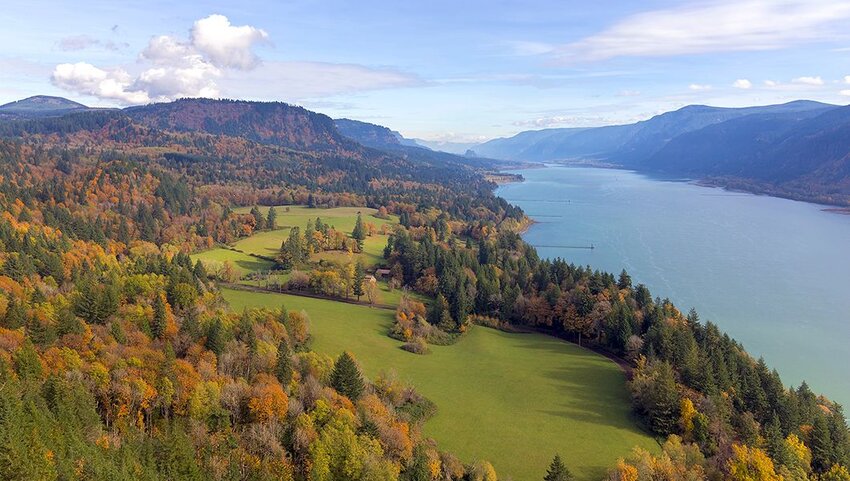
230, 205, 397, 269
222, 288, 657, 481
191, 247, 274, 277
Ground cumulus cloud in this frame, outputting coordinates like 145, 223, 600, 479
52, 14, 415, 105
792, 76, 824, 85
689, 84, 712, 91
764, 80, 779, 87
52, 62, 150, 104
555, 0, 850, 62
840, 89, 850, 96
845, 76, 850, 84
733, 79, 753, 89
190, 14, 268, 69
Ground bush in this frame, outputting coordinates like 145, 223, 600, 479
401, 337, 430, 355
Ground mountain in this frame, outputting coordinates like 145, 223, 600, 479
333, 117, 509, 170
476, 100, 835, 163
334, 118, 405, 149
0, 95, 90, 119
413, 139, 480, 155
125, 98, 350, 151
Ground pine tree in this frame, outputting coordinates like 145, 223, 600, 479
352, 212, 366, 250
353, 261, 365, 301
275, 339, 293, 386
812, 413, 836, 473
206, 319, 225, 356
151, 295, 167, 339
544, 455, 573, 481
266, 206, 277, 229
331, 352, 365, 400
250, 206, 265, 230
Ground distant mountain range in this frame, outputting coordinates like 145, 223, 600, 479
472, 100, 850, 206
2, 95, 849, 205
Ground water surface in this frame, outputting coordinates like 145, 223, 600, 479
497, 166, 850, 406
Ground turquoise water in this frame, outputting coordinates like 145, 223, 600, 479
496, 166, 850, 406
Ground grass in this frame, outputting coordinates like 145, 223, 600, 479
231, 205, 397, 269
191, 247, 274, 277
221, 288, 657, 481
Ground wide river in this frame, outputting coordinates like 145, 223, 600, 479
496, 166, 850, 407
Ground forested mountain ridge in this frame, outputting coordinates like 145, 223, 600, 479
0, 95, 95, 120
0, 95, 847, 481
474, 100, 850, 205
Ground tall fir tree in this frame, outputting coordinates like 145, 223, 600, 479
331, 352, 365, 400
353, 261, 365, 301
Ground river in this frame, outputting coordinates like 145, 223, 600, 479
496, 165, 850, 407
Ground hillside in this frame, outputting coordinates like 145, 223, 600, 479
474, 100, 850, 205
0, 95, 91, 119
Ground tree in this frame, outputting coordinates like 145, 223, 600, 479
250, 206, 265, 230
151, 294, 167, 339
266, 206, 277, 229
544, 454, 573, 481
330, 352, 364, 400
206, 319, 225, 356
353, 261, 365, 301
617, 269, 632, 290
275, 339, 293, 386
352, 212, 366, 250
728, 444, 782, 481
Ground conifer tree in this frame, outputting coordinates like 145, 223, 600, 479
331, 352, 364, 400
206, 319, 225, 356
352, 212, 366, 250
544, 455, 573, 481
151, 295, 167, 339
266, 206, 277, 229
353, 261, 365, 301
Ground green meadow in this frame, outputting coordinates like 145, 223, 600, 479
222, 288, 657, 481
233, 206, 395, 267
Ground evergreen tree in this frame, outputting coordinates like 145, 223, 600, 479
352, 212, 366, 250
353, 261, 365, 301
544, 454, 573, 481
205, 319, 225, 356
812, 413, 836, 473
250, 206, 265, 230
151, 295, 167, 339
266, 206, 277, 229
275, 339, 293, 386
617, 269, 632, 290
331, 351, 365, 400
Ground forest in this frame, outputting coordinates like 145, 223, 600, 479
0, 99, 848, 481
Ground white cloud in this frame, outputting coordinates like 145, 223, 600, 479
764, 80, 779, 87
689, 84, 712, 91
617, 89, 641, 97
840, 89, 850, 96
843, 75, 850, 84
52, 14, 415, 105
556, 0, 850, 62
792, 76, 824, 85
52, 62, 150, 104
190, 14, 268, 70
733, 79, 753, 89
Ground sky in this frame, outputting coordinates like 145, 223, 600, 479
2, 0, 850, 142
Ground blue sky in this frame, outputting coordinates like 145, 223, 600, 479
2, 0, 850, 141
